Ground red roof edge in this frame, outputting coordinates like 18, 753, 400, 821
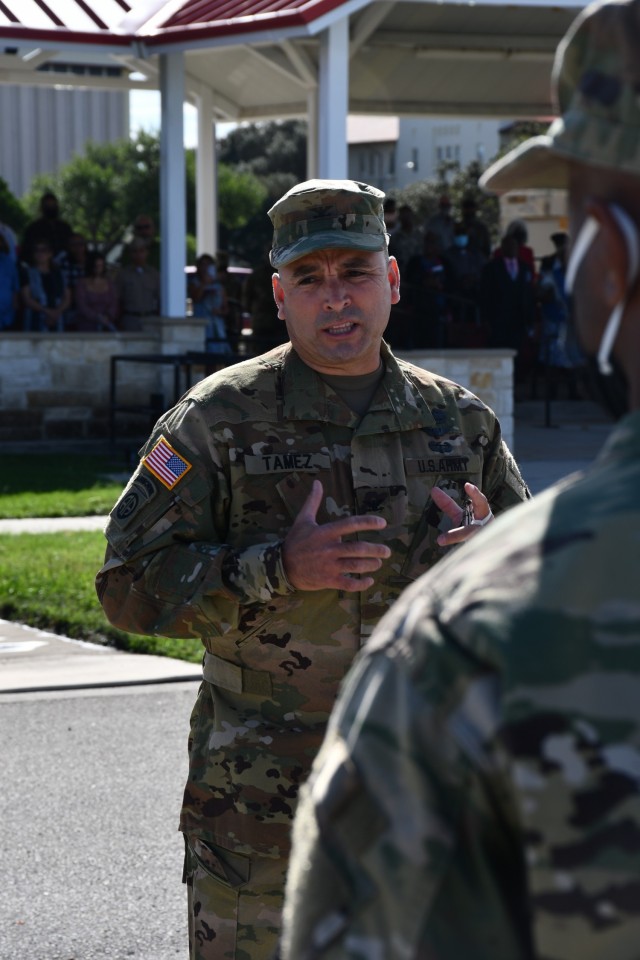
143, 0, 347, 44
0, 26, 132, 46
0, 0, 349, 50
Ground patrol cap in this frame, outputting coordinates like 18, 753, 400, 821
480, 0, 640, 193
268, 179, 388, 268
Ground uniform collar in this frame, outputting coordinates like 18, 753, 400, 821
276, 341, 436, 433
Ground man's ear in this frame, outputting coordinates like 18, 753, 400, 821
584, 199, 631, 310
272, 273, 286, 319
388, 256, 401, 304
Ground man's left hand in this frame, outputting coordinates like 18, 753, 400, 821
434, 482, 493, 547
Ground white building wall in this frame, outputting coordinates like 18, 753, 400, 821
348, 116, 502, 193
348, 142, 396, 191
0, 85, 128, 198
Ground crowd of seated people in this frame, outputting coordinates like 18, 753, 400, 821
0, 192, 162, 334
384, 195, 584, 396
2, 190, 584, 398
1, 191, 274, 353
386, 193, 494, 351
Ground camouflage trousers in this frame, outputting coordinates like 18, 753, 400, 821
183, 834, 287, 960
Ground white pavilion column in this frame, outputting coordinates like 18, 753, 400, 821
317, 18, 349, 179
307, 88, 319, 180
196, 84, 217, 256
159, 51, 186, 317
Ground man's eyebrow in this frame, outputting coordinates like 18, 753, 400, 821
340, 256, 377, 268
289, 255, 375, 278
289, 262, 318, 279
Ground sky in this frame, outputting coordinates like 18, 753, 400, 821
129, 90, 235, 146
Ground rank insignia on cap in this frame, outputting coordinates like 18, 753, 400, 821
143, 436, 192, 489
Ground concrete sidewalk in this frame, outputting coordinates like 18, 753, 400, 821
0, 619, 202, 695
0, 398, 613, 696
512, 397, 612, 494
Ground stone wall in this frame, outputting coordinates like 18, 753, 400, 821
0, 316, 208, 443
398, 348, 516, 450
0, 320, 515, 449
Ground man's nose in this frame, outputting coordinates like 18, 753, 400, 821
323, 277, 351, 310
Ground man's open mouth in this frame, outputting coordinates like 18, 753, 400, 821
325, 320, 356, 336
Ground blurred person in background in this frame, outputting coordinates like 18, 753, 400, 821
116, 238, 160, 331
75, 251, 119, 332
20, 239, 70, 331
21, 191, 73, 264
0, 232, 19, 329
188, 253, 231, 354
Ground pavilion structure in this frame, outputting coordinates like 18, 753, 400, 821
0, 0, 584, 316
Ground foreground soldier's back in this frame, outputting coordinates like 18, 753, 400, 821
281, 3, 640, 957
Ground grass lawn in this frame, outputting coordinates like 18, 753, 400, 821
0, 530, 203, 663
0, 453, 129, 518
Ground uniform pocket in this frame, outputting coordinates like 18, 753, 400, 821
186, 836, 251, 888
184, 836, 252, 959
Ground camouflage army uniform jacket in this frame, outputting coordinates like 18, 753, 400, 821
97, 341, 528, 858
282, 409, 640, 960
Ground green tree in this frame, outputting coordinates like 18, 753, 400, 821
217, 120, 308, 264
393, 158, 501, 246
219, 120, 307, 180
495, 121, 547, 157
0, 177, 28, 234
218, 164, 267, 231
23, 132, 162, 251
22, 131, 266, 259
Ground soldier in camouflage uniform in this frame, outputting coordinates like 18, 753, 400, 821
96, 178, 529, 960
281, 5, 640, 959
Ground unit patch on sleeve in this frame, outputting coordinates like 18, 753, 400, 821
143, 436, 192, 489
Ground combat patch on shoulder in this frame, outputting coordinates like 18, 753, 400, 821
142, 436, 192, 490
114, 472, 158, 525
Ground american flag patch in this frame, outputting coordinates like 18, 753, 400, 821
143, 437, 192, 489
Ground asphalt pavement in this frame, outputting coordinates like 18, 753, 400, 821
0, 396, 613, 959
0, 679, 198, 960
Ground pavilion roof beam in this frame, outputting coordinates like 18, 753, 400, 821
113, 53, 160, 79
414, 47, 554, 61
185, 71, 240, 119
235, 100, 308, 120
367, 30, 560, 53
349, 2, 395, 57
245, 44, 310, 89
18, 48, 54, 69
0, 68, 155, 90
350, 98, 553, 118
280, 38, 317, 88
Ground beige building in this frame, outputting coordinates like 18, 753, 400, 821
0, 61, 128, 198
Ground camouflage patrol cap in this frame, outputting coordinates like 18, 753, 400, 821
480, 0, 640, 192
268, 179, 388, 268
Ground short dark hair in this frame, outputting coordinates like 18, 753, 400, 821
86, 250, 106, 276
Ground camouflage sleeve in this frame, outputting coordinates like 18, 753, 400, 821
482, 418, 531, 515
96, 398, 293, 640
281, 607, 530, 960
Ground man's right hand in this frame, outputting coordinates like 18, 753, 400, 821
282, 479, 390, 592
